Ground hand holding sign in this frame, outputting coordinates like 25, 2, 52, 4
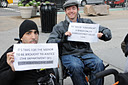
68, 23, 99, 42
7, 52, 15, 71
13, 43, 58, 71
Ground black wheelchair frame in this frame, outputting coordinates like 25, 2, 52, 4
95, 69, 128, 85
54, 57, 109, 85
14, 38, 110, 85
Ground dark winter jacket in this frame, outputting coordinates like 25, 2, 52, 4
124, 34, 128, 57
126, 44, 128, 57
47, 15, 112, 56
0, 45, 50, 85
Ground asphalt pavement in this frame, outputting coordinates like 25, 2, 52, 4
0, 4, 128, 85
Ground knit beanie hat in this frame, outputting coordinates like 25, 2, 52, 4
19, 20, 39, 39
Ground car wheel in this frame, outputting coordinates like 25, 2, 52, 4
1, 0, 8, 7
122, 3, 125, 7
81, 0, 86, 6
110, 4, 115, 8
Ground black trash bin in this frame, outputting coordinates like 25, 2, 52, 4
40, 2, 57, 33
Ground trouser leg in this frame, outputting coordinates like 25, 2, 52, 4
61, 55, 88, 85
81, 53, 104, 85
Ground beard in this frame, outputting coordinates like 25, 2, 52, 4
30, 39, 38, 43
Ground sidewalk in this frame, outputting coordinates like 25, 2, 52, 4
1, 9, 128, 57
0, 9, 128, 85
1, 8, 128, 31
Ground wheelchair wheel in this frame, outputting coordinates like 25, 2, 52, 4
53, 68, 63, 85
53, 58, 64, 85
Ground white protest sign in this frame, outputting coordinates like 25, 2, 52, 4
68, 23, 99, 42
13, 43, 58, 71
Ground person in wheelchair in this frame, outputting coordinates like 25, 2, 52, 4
0, 20, 56, 85
121, 33, 128, 73
47, 0, 112, 85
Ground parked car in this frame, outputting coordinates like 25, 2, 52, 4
0, 0, 11, 7
105, 0, 126, 8
79, 0, 105, 6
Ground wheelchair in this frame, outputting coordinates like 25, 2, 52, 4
53, 57, 109, 85
96, 69, 128, 85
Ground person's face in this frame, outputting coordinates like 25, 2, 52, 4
65, 5, 79, 22
21, 30, 39, 44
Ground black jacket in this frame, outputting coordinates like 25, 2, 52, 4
47, 15, 112, 56
0, 45, 50, 85
124, 34, 128, 57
